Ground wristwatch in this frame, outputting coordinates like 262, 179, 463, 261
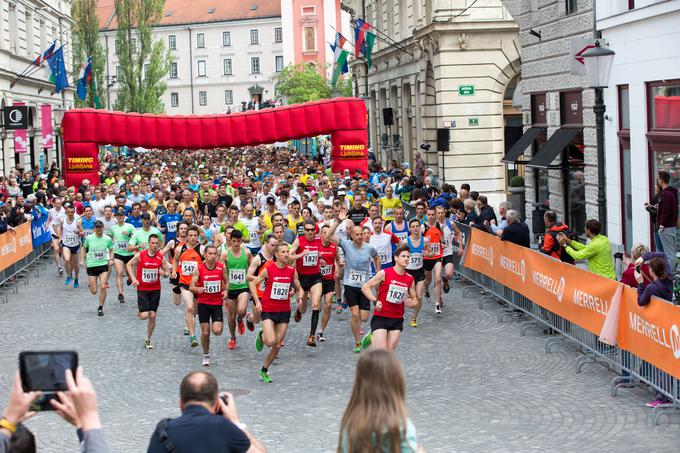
0, 418, 16, 434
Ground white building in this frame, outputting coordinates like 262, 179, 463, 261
0, 0, 74, 175
97, 0, 283, 115
599, 0, 680, 252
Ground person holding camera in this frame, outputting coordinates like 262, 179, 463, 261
147, 371, 266, 453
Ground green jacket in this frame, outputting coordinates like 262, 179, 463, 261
565, 234, 615, 279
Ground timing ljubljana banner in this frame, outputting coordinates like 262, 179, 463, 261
61, 97, 369, 188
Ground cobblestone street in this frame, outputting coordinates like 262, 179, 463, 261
0, 264, 678, 452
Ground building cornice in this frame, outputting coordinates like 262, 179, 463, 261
100, 15, 282, 34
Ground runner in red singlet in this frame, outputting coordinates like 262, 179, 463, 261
317, 224, 340, 342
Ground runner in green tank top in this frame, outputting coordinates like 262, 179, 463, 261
219, 230, 253, 350
81, 221, 114, 316
110, 209, 136, 304
128, 214, 164, 252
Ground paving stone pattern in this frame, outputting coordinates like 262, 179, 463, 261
0, 265, 678, 452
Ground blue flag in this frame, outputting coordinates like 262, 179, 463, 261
77, 58, 93, 100
46, 46, 69, 93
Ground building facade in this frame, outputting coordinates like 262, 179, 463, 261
500, 0, 597, 239
598, 0, 680, 252
0, 0, 74, 175
344, 0, 521, 208
97, 0, 283, 115
281, 0, 352, 78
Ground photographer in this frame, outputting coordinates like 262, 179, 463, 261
147, 371, 266, 453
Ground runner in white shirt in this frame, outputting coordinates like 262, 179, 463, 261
436, 205, 462, 294
239, 203, 263, 254
60, 204, 84, 288
100, 206, 116, 235
47, 197, 67, 275
369, 217, 400, 271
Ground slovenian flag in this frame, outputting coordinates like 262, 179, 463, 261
33, 40, 56, 66
77, 58, 93, 101
354, 18, 371, 58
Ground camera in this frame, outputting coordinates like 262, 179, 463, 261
19, 351, 78, 411
216, 393, 229, 414
635, 265, 641, 274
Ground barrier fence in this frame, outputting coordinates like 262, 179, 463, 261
453, 223, 680, 424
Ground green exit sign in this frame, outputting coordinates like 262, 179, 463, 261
458, 85, 475, 96
469, 118, 479, 126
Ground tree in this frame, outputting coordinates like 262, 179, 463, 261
332, 73, 353, 98
113, 0, 172, 113
275, 64, 332, 104
72, 0, 105, 108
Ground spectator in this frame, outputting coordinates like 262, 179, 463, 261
476, 195, 496, 226
338, 349, 422, 453
462, 199, 478, 225
557, 219, 616, 279
19, 172, 33, 198
620, 244, 652, 288
645, 182, 663, 252
147, 371, 265, 453
6, 178, 20, 198
499, 210, 530, 247
655, 170, 678, 270
490, 201, 511, 234
540, 211, 574, 263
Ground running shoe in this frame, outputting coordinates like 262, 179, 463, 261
144, 339, 154, 350
202, 355, 210, 367
409, 317, 418, 328
361, 330, 373, 349
126, 277, 132, 286
255, 330, 264, 352
294, 308, 302, 323
245, 313, 255, 331
58, 267, 64, 276
189, 335, 198, 347
183, 328, 190, 336
64, 276, 73, 285
73, 279, 79, 289
228, 338, 236, 350
317, 331, 326, 342
307, 335, 317, 347
425, 291, 430, 298
336, 305, 344, 314
237, 319, 245, 336
443, 279, 450, 293
118, 294, 125, 303
646, 399, 666, 408
97, 306, 103, 317
435, 305, 442, 315
353, 343, 362, 353
259, 370, 272, 383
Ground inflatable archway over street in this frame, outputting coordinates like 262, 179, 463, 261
61, 97, 368, 188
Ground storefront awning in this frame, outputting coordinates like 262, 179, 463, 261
527, 127, 580, 168
501, 127, 543, 163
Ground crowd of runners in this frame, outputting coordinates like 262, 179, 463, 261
39, 145, 467, 383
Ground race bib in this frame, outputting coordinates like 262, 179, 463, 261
384, 208, 394, 218
166, 221, 178, 233
395, 232, 408, 242
249, 231, 261, 245
92, 250, 106, 261
203, 280, 221, 294
409, 253, 423, 268
229, 269, 246, 285
115, 240, 129, 251
142, 268, 159, 283
431, 243, 440, 255
182, 261, 198, 275
386, 283, 407, 304
271, 282, 289, 300
63, 234, 79, 247
379, 252, 389, 264
320, 265, 332, 277
83, 229, 93, 238
349, 269, 366, 284
302, 251, 318, 267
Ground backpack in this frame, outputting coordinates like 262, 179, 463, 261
545, 227, 577, 264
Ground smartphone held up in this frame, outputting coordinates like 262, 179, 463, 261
19, 351, 78, 411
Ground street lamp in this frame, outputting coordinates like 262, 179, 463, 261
581, 41, 615, 234
53, 106, 65, 175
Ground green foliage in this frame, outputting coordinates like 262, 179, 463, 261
72, 0, 105, 108
509, 175, 525, 187
113, 0, 172, 113
332, 73, 354, 97
275, 64, 332, 104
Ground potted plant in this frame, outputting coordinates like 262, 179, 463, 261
508, 175, 525, 194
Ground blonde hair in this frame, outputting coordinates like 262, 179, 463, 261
338, 349, 409, 453
630, 243, 649, 260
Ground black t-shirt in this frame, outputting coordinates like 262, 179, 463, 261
204, 202, 218, 219
218, 194, 233, 208
20, 180, 33, 197
348, 207, 369, 225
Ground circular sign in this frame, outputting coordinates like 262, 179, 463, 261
9, 108, 23, 124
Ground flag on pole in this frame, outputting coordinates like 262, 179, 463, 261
33, 40, 56, 66
354, 18, 371, 58
331, 49, 349, 87
46, 47, 69, 93
77, 58, 93, 101
364, 32, 376, 69
329, 32, 349, 74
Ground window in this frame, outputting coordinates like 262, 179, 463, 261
303, 26, 316, 52
131, 37, 137, 53
144, 64, 149, 79
566, 0, 577, 15
302, 6, 315, 14
196, 33, 205, 48
223, 58, 232, 75
275, 55, 284, 72
250, 29, 259, 45
116, 65, 123, 81
168, 35, 176, 50
628, 0, 635, 10
222, 31, 231, 47
199, 91, 207, 106
274, 27, 282, 43
197, 60, 206, 77
225, 90, 233, 105
171, 92, 179, 107
170, 62, 178, 78
618, 85, 632, 251
251, 57, 260, 74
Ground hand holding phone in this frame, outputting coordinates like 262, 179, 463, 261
19, 351, 78, 411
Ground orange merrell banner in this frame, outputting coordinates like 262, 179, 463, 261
464, 228, 619, 335
0, 223, 34, 272
618, 290, 680, 379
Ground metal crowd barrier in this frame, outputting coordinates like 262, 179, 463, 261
452, 222, 680, 425
0, 242, 52, 303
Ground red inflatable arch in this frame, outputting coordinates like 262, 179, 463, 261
61, 97, 368, 188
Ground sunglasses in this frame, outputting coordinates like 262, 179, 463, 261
304, 228, 316, 232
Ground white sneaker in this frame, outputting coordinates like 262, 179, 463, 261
144, 339, 154, 350
202, 355, 210, 366
435, 305, 442, 315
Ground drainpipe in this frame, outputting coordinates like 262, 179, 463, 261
188, 26, 195, 114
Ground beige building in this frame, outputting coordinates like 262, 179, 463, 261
344, 0, 520, 206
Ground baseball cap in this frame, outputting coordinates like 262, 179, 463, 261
141, 213, 151, 220
115, 208, 126, 216
94, 220, 104, 228
266, 195, 276, 204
